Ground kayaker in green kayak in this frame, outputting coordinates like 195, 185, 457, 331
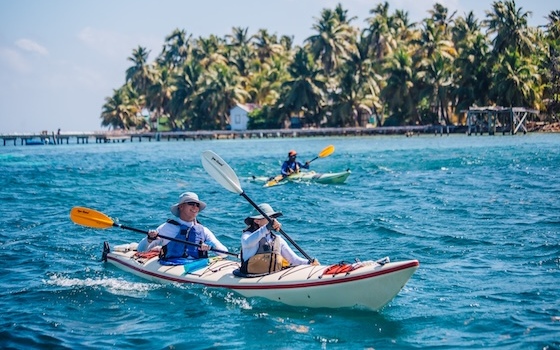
281, 150, 310, 176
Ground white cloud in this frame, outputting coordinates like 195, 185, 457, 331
15, 38, 49, 56
0, 47, 31, 73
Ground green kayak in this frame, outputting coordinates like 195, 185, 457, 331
253, 169, 351, 187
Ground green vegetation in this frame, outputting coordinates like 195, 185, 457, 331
100, 1, 560, 131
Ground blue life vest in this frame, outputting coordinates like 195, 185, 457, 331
161, 220, 206, 259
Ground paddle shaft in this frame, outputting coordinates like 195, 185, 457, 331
305, 155, 320, 164
239, 191, 313, 262
113, 223, 236, 257
200, 150, 314, 262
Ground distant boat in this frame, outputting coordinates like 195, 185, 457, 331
25, 137, 49, 146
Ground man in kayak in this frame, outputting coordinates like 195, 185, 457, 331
137, 192, 228, 262
281, 150, 309, 176
240, 203, 319, 274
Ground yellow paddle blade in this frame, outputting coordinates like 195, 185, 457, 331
265, 174, 285, 188
318, 145, 335, 158
70, 206, 114, 229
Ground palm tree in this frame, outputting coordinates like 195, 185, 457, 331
392, 9, 416, 44
245, 70, 277, 106
329, 35, 382, 127
101, 83, 144, 130
198, 63, 250, 129
226, 26, 254, 48
225, 27, 256, 87
279, 48, 326, 127
452, 13, 492, 112
417, 53, 454, 124
228, 44, 254, 81
192, 35, 228, 69
125, 46, 152, 94
428, 2, 456, 29
484, 0, 534, 56
306, 5, 356, 77
158, 28, 191, 68
413, 18, 456, 61
381, 48, 419, 125
542, 11, 560, 119
363, 2, 395, 61
145, 63, 176, 128
253, 29, 283, 63
413, 4, 457, 125
490, 49, 541, 108
545, 10, 560, 39
169, 60, 203, 130
279, 35, 294, 52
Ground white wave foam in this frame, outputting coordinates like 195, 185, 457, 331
224, 291, 252, 310
44, 275, 162, 297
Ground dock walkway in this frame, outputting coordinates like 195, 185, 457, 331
1, 126, 441, 146
2, 124, 530, 146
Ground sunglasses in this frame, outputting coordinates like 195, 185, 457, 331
185, 202, 200, 208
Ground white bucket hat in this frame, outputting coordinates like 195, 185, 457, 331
170, 192, 207, 217
244, 203, 283, 225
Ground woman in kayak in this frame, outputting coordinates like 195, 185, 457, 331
281, 150, 310, 176
137, 192, 228, 262
240, 203, 319, 274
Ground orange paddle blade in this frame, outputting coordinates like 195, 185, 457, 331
70, 206, 114, 229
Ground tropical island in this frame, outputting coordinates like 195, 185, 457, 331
100, 1, 560, 134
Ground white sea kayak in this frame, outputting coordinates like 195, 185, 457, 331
103, 242, 419, 311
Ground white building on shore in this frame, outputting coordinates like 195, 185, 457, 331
229, 103, 259, 130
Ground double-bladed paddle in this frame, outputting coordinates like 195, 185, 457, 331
69, 206, 237, 257
201, 150, 314, 262
265, 145, 335, 187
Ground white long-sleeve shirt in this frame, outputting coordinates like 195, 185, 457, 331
137, 218, 228, 257
241, 225, 308, 265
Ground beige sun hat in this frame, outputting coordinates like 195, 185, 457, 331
170, 192, 207, 216
244, 203, 283, 225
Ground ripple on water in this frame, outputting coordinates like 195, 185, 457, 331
1, 135, 559, 349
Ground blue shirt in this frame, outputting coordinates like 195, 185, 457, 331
281, 160, 309, 176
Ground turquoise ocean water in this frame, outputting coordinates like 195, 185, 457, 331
1, 134, 559, 349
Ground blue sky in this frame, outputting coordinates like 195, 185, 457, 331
0, 0, 555, 134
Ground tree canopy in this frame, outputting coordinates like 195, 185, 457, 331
100, 1, 560, 131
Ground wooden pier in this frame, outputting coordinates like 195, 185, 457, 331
464, 107, 539, 135
0, 120, 546, 146
1, 126, 436, 146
